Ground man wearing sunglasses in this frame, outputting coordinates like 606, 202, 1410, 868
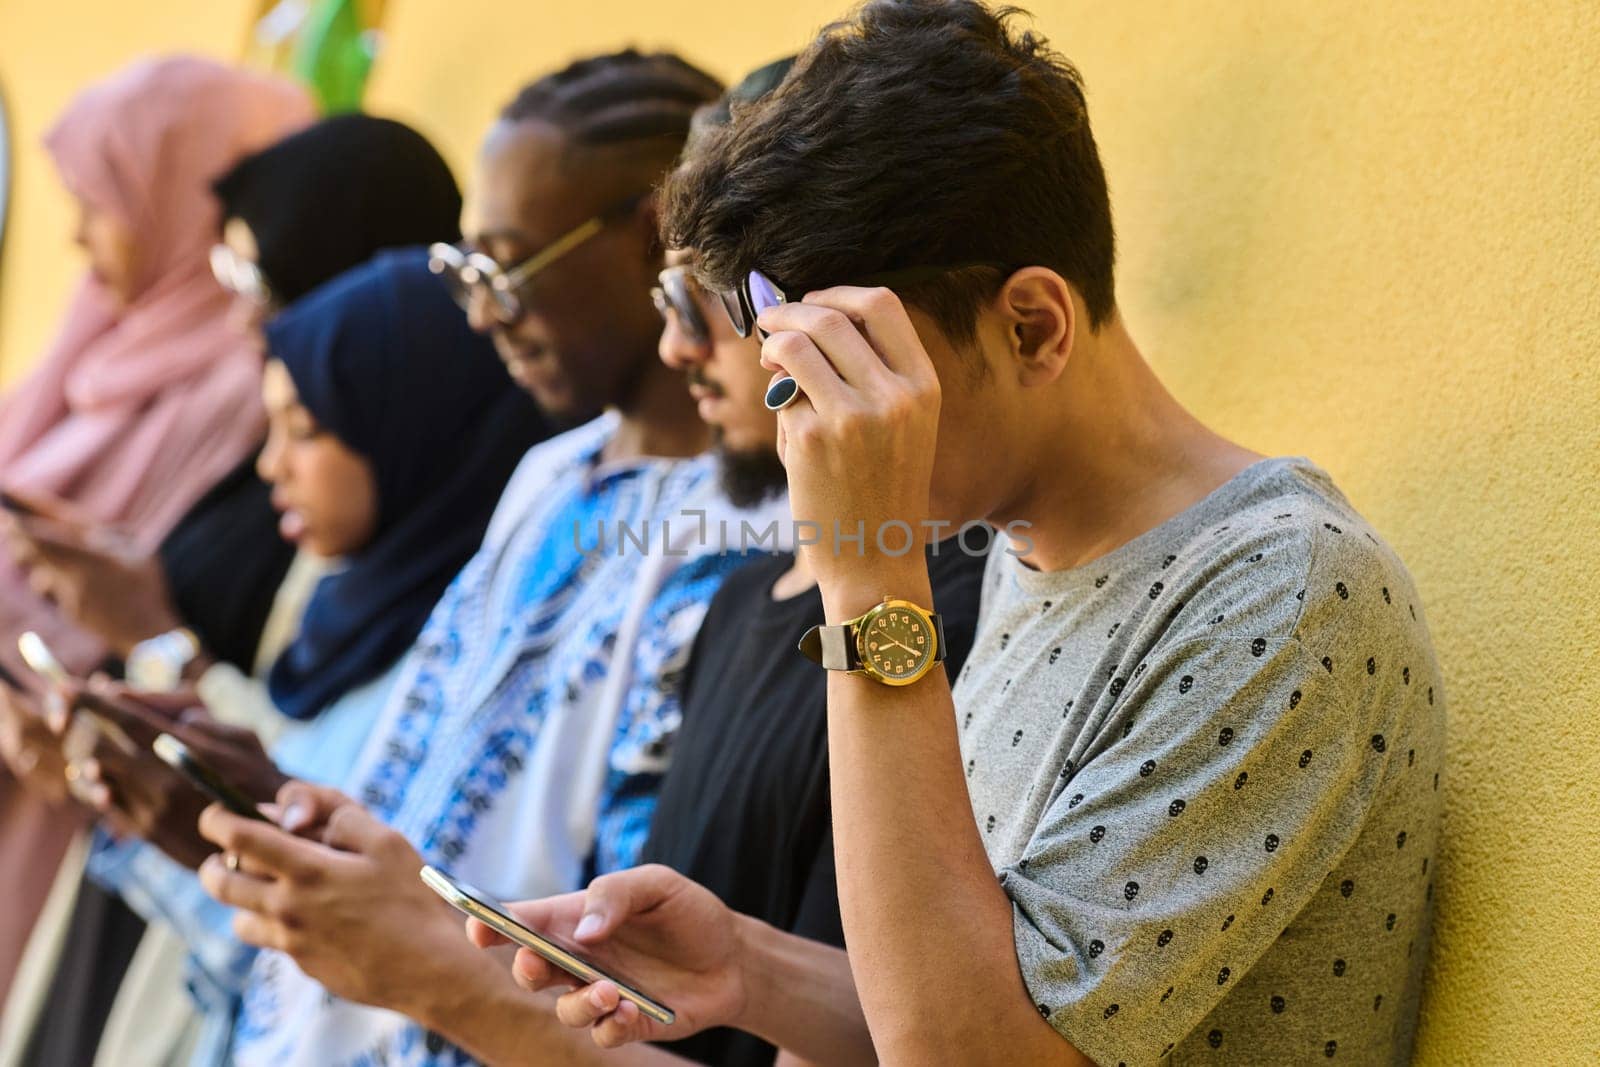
193, 51, 796, 1067
481, 3, 1445, 1065
641, 242, 982, 1067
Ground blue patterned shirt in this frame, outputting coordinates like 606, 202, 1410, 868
232, 414, 785, 1067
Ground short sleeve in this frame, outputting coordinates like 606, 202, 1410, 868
1003, 634, 1387, 1067
926, 537, 986, 680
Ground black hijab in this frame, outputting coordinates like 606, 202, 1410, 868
264, 248, 548, 719
162, 116, 464, 670
213, 114, 462, 305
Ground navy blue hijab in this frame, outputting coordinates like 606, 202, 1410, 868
265, 248, 549, 720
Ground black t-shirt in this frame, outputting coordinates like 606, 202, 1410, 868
641, 541, 986, 1067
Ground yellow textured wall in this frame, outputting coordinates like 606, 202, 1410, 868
0, 0, 260, 383
2, 0, 1598, 1061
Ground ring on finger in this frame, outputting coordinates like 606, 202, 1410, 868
764, 375, 802, 411
225, 852, 240, 873
63, 760, 82, 782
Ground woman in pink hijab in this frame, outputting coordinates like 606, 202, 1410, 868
0, 55, 312, 1006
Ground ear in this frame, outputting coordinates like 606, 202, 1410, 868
998, 268, 1074, 388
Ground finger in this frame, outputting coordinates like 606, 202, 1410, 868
83, 746, 150, 802
573, 864, 684, 945
275, 780, 353, 834
1, 524, 43, 569
168, 718, 274, 787
591, 998, 652, 1049
85, 778, 117, 816
554, 980, 622, 1029
321, 802, 393, 855
756, 301, 896, 388
61, 709, 107, 762
771, 390, 823, 468
500, 888, 589, 941
511, 947, 572, 993
757, 330, 852, 412
198, 852, 276, 913
102, 684, 200, 718
44, 688, 72, 734
0, 488, 83, 526
800, 285, 938, 380
466, 916, 509, 949
69, 687, 171, 738
197, 804, 335, 881
8, 516, 101, 565
24, 565, 58, 602
232, 909, 293, 954
175, 709, 253, 743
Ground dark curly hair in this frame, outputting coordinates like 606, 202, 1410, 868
662, 0, 1116, 346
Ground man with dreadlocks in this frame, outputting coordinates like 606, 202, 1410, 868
196, 51, 787, 1066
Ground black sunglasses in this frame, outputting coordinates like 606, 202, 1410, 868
715, 262, 1011, 339
651, 266, 710, 344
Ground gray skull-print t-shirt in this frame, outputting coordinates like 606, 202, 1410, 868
953, 456, 1445, 1066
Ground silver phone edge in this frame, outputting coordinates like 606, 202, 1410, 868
418, 866, 675, 1026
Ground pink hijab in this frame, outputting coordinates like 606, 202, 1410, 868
0, 56, 314, 544
0, 60, 311, 1008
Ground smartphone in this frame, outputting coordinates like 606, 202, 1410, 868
17, 631, 69, 686
17, 631, 141, 754
420, 865, 676, 1026
152, 733, 270, 822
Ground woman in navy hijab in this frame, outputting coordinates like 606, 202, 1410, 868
75, 248, 549, 1066
262, 246, 550, 722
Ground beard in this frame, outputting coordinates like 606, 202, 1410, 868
715, 434, 788, 509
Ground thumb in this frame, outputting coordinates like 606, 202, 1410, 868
573, 865, 676, 943
275, 780, 349, 834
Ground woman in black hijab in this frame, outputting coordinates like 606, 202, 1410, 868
159, 114, 467, 672
211, 114, 462, 317
11, 114, 481, 1067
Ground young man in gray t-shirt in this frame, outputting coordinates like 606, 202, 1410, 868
470, 4, 1445, 1064
960, 457, 1443, 1063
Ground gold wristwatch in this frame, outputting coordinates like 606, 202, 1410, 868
798, 597, 946, 686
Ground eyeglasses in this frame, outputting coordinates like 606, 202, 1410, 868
715, 262, 1012, 410
210, 244, 272, 307
650, 266, 710, 344
428, 191, 649, 325
715, 262, 1011, 339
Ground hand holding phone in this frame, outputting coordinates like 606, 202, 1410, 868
153, 734, 271, 822
7, 515, 178, 659
0, 683, 73, 805
15, 633, 138, 757
423, 865, 676, 1025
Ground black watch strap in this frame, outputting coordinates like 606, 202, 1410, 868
798, 622, 862, 672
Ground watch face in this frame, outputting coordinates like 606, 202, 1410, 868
861, 605, 934, 682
